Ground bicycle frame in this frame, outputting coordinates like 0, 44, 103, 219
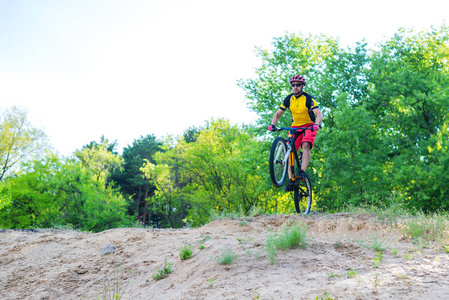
286, 131, 303, 182
277, 126, 312, 182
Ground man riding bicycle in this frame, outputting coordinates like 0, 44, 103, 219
268, 74, 323, 191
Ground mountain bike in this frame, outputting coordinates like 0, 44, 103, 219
269, 126, 314, 214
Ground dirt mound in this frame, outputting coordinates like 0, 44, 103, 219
1, 213, 448, 299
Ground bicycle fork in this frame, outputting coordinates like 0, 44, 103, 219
289, 151, 296, 182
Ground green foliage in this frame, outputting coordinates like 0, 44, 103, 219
395, 211, 449, 246
214, 247, 238, 265
238, 32, 340, 135
179, 244, 193, 260
152, 258, 173, 280
0, 106, 48, 181
76, 137, 123, 182
315, 291, 335, 300
347, 269, 357, 278
265, 221, 308, 263
3, 25, 449, 231
316, 96, 390, 210
373, 252, 383, 268
240, 25, 449, 214
97, 267, 130, 300
109, 135, 163, 226
0, 152, 132, 232
0, 182, 12, 210
371, 236, 387, 252
366, 26, 449, 212
152, 119, 270, 227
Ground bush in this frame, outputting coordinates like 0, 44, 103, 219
179, 245, 193, 260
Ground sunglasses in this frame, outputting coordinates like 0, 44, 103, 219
291, 83, 303, 87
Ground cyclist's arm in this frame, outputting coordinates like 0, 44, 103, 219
313, 108, 323, 126
270, 109, 285, 126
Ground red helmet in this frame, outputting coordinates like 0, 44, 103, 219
289, 75, 305, 84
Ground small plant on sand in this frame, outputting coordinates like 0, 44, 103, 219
396, 273, 413, 288
209, 206, 245, 221
214, 247, 238, 265
315, 291, 335, 300
97, 267, 130, 300
266, 235, 277, 264
197, 235, 211, 244
372, 273, 382, 292
248, 205, 264, 217
207, 279, 215, 287
239, 220, 248, 226
265, 221, 308, 264
152, 258, 173, 280
326, 272, 342, 279
333, 240, 342, 249
373, 252, 383, 268
179, 244, 193, 260
347, 269, 357, 278
371, 235, 387, 252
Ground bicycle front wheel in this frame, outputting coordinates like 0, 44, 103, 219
269, 137, 288, 187
294, 174, 312, 214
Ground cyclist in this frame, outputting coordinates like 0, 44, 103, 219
267, 74, 323, 191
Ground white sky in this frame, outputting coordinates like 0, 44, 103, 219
1, 0, 448, 156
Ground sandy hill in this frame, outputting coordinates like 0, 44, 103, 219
1, 213, 449, 299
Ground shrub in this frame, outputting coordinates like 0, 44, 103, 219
152, 258, 173, 280
179, 245, 193, 260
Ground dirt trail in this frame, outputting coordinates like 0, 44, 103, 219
1, 213, 449, 299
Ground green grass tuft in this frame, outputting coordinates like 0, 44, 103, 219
265, 221, 308, 264
214, 247, 238, 265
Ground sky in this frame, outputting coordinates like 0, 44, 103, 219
1, 0, 448, 156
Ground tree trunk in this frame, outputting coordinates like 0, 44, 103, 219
136, 185, 141, 221
142, 182, 149, 224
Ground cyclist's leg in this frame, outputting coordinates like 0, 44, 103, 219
300, 126, 317, 172
301, 142, 312, 172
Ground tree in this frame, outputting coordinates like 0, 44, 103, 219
239, 26, 449, 213
239, 32, 377, 211
368, 26, 449, 211
315, 94, 390, 210
109, 135, 163, 225
0, 153, 132, 231
153, 119, 269, 226
140, 161, 186, 228
76, 137, 123, 182
0, 106, 48, 181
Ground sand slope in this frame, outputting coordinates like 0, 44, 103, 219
1, 213, 449, 299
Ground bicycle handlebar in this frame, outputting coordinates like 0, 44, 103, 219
274, 125, 316, 133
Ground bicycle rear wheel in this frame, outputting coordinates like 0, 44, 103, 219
294, 174, 312, 214
269, 137, 288, 187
